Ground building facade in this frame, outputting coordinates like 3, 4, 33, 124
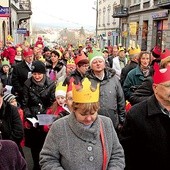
99, 0, 170, 51
0, 0, 32, 46
97, 0, 120, 48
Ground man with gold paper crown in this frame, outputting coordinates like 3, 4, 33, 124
40, 77, 125, 170
121, 61, 170, 170
1, 35, 16, 66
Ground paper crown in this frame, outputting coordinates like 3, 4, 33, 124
38, 56, 46, 63
6, 35, 14, 42
23, 48, 33, 57
118, 47, 125, 52
55, 82, 67, 97
152, 46, 161, 56
128, 45, 141, 55
88, 48, 104, 65
74, 53, 89, 65
67, 58, 75, 66
72, 78, 99, 103
153, 63, 170, 84
1, 58, 10, 67
160, 49, 170, 60
16, 46, 22, 52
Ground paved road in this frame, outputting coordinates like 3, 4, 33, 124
23, 147, 33, 170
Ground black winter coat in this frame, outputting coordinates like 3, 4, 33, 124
121, 95, 170, 170
0, 102, 24, 145
22, 76, 55, 117
12, 61, 32, 104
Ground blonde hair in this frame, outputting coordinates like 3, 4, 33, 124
160, 56, 170, 69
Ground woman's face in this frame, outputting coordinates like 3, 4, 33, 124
32, 72, 44, 82
51, 53, 59, 64
74, 106, 98, 126
2, 66, 10, 73
56, 96, 66, 106
140, 53, 150, 68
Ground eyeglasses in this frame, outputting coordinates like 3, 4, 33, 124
81, 64, 89, 68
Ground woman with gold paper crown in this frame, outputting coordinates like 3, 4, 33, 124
40, 77, 125, 170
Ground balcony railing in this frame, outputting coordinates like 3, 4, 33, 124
157, 0, 170, 8
112, 5, 128, 18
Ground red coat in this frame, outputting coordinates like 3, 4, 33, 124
43, 106, 64, 132
1, 47, 16, 64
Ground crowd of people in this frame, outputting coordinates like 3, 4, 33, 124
0, 34, 170, 170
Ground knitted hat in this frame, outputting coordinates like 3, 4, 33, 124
31, 61, 46, 74
3, 93, 16, 103
160, 49, 170, 60
55, 82, 67, 97
23, 48, 33, 57
153, 63, 170, 84
43, 46, 50, 53
1, 58, 10, 68
88, 47, 105, 66
152, 46, 161, 58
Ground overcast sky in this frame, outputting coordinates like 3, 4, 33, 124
31, 0, 96, 29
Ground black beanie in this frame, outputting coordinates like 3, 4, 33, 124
31, 61, 46, 74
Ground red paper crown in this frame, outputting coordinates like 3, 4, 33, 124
152, 46, 161, 56
74, 53, 89, 65
153, 63, 170, 84
160, 49, 170, 60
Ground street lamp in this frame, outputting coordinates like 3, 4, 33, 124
92, 0, 98, 38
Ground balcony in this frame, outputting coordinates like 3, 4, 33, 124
17, 0, 32, 23
157, 0, 170, 9
112, 5, 128, 18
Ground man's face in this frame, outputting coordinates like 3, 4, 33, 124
118, 51, 125, 59
153, 81, 170, 105
24, 55, 34, 64
91, 59, 105, 73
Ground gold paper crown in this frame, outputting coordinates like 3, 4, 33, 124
6, 35, 14, 42
55, 82, 67, 92
67, 58, 75, 66
118, 47, 125, 52
72, 78, 99, 103
128, 45, 141, 55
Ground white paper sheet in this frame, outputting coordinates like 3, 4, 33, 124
37, 114, 57, 125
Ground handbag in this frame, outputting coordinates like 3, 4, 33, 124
100, 120, 108, 170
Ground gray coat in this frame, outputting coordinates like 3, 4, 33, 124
40, 113, 125, 170
86, 68, 126, 128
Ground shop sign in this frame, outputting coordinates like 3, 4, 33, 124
152, 10, 168, 19
17, 28, 27, 34
0, 6, 10, 17
129, 22, 138, 36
